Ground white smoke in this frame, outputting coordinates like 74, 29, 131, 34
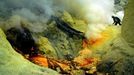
0, 0, 81, 33
0, 0, 56, 32
0, 0, 121, 38
77, 0, 115, 39
113, 11, 124, 21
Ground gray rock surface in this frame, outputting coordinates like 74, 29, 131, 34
122, 0, 134, 46
114, 0, 128, 12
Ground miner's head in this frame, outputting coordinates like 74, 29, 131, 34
112, 16, 115, 18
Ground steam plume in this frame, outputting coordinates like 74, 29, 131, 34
0, 0, 117, 39
77, 0, 115, 39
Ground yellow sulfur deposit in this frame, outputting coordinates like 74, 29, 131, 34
36, 36, 58, 58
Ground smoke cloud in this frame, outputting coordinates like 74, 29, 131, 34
78, 0, 115, 39
0, 0, 118, 39
0, 0, 84, 32
0, 0, 56, 32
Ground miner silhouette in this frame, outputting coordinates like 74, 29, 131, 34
112, 16, 121, 25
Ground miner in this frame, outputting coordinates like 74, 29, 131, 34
112, 16, 121, 25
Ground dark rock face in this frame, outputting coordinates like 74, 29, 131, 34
114, 0, 128, 12
51, 16, 85, 39
114, 0, 121, 4
6, 27, 37, 55
44, 18, 83, 59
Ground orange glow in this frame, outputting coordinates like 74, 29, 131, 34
30, 55, 48, 67
74, 55, 99, 67
29, 55, 70, 71
89, 31, 110, 47
79, 47, 92, 55
83, 26, 117, 49
74, 47, 98, 67
55, 62, 70, 71
79, 58, 95, 66
82, 39, 90, 48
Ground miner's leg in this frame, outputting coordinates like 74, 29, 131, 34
119, 22, 122, 25
113, 22, 115, 25
115, 22, 118, 25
